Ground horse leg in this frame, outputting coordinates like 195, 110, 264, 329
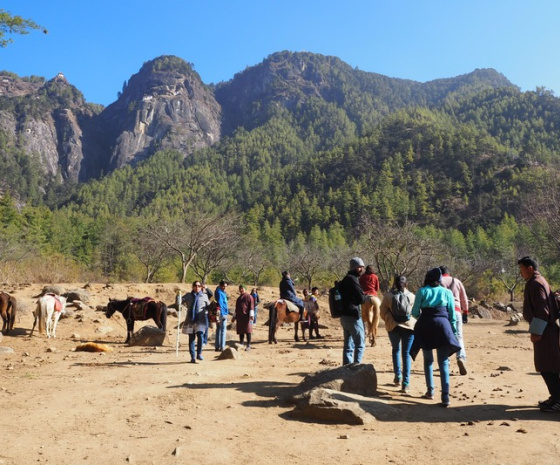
371, 297, 381, 347
52, 311, 62, 338
294, 320, 299, 342
268, 305, 276, 344
125, 320, 134, 344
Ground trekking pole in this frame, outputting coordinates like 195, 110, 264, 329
176, 291, 182, 358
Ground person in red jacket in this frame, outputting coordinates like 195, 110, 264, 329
359, 265, 381, 346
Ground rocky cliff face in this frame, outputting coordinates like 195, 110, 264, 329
0, 57, 222, 183
101, 56, 221, 171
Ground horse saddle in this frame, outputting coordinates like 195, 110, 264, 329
130, 297, 155, 320
46, 293, 63, 312
278, 299, 299, 313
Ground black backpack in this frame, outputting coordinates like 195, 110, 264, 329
328, 283, 344, 318
390, 290, 412, 322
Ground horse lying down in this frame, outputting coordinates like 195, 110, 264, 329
30, 293, 67, 338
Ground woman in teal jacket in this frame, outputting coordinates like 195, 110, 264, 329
411, 267, 461, 407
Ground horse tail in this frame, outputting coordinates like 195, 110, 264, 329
159, 302, 167, 331
36, 299, 46, 334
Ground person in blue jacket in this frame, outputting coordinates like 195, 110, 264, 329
410, 267, 461, 407
279, 271, 305, 321
214, 280, 229, 352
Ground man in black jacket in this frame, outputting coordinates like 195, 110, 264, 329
339, 257, 367, 365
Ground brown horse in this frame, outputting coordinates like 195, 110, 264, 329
268, 299, 318, 344
362, 295, 381, 347
106, 297, 167, 344
0, 291, 17, 334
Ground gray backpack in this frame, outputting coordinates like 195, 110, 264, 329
391, 290, 412, 322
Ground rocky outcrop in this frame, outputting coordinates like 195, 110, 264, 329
101, 56, 221, 170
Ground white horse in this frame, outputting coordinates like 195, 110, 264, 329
30, 294, 67, 338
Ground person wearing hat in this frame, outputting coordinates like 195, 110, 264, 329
410, 267, 460, 407
279, 271, 305, 321
338, 257, 367, 365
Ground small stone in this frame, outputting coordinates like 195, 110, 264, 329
47, 347, 57, 353
172, 447, 180, 456
516, 428, 528, 434
338, 435, 349, 439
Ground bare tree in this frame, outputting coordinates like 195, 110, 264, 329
234, 241, 270, 286
192, 222, 241, 284
286, 242, 325, 290
153, 211, 240, 283
358, 217, 438, 289
131, 228, 173, 283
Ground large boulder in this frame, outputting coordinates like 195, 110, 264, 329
290, 388, 374, 425
292, 363, 377, 398
128, 326, 167, 346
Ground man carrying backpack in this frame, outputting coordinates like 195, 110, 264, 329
380, 275, 416, 393
338, 257, 367, 365
439, 266, 469, 375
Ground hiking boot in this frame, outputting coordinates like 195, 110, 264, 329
540, 400, 560, 413
538, 397, 554, 407
189, 358, 196, 364
197, 354, 204, 361
422, 391, 434, 400
457, 358, 467, 376
393, 376, 402, 386
400, 386, 410, 395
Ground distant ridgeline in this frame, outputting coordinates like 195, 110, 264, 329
1, 51, 560, 284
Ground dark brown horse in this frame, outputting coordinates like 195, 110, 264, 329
106, 297, 167, 344
0, 291, 17, 334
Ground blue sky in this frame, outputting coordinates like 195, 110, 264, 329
2, 0, 560, 106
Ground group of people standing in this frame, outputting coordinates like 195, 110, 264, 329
337, 257, 469, 407
181, 280, 260, 363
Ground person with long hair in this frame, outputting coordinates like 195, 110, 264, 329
380, 275, 416, 394
410, 267, 460, 407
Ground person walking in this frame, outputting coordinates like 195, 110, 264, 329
182, 281, 210, 363
250, 288, 260, 325
232, 284, 255, 350
380, 275, 416, 394
518, 256, 560, 412
338, 257, 367, 365
440, 265, 469, 375
214, 280, 229, 352
359, 265, 382, 346
410, 267, 461, 407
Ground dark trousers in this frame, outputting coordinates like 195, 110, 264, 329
541, 372, 560, 400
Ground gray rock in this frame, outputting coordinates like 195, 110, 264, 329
217, 347, 239, 360
292, 363, 377, 398
66, 290, 90, 303
290, 388, 374, 425
128, 325, 167, 346
0, 346, 14, 354
472, 305, 493, 319
41, 285, 65, 296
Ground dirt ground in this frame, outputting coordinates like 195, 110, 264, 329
1, 282, 559, 465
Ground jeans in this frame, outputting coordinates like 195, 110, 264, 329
455, 310, 466, 360
340, 315, 365, 365
215, 316, 227, 350
188, 331, 204, 360
388, 327, 414, 387
423, 348, 450, 402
